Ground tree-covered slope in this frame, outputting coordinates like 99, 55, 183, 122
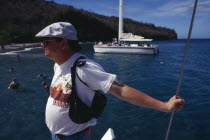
0, 0, 177, 44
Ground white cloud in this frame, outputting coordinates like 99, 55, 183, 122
152, 0, 193, 16
198, 1, 210, 12
147, 0, 210, 17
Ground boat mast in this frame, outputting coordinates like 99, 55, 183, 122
118, 0, 123, 42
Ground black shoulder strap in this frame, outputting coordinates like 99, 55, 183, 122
71, 56, 86, 95
76, 72, 90, 88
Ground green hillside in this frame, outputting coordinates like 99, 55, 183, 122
0, 0, 177, 45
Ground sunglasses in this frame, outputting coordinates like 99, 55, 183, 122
42, 39, 57, 46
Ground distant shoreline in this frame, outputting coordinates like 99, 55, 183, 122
0, 43, 41, 54
178, 38, 210, 40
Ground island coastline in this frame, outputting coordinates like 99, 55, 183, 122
0, 43, 41, 54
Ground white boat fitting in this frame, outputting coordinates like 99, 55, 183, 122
93, 0, 159, 55
101, 128, 115, 140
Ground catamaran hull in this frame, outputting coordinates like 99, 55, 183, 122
94, 46, 159, 55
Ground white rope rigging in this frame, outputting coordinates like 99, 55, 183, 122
165, 0, 199, 139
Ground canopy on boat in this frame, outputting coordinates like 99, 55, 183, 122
120, 33, 153, 41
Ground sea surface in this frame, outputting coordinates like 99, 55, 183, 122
0, 39, 210, 140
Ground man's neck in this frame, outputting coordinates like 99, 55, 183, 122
55, 51, 76, 65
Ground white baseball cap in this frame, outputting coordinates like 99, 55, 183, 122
35, 22, 78, 40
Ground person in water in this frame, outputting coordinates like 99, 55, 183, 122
42, 81, 49, 92
160, 61, 165, 64
17, 54, 21, 62
9, 68, 14, 72
8, 78, 20, 90
38, 74, 46, 79
35, 22, 185, 140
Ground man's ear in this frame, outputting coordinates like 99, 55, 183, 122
61, 39, 68, 49
61, 39, 65, 46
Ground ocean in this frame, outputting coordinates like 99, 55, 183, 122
0, 39, 210, 140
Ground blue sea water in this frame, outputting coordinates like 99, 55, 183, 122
0, 39, 210, 140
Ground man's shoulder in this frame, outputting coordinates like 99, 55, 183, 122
81, 58, 104, 71
72, 57, 104, 75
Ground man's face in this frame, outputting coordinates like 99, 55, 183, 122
41, 38, 61, 60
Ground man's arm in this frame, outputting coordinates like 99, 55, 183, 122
108, 81, 184, 112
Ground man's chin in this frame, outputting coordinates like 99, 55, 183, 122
45, 53, 52, 59
44, 50, 49, 56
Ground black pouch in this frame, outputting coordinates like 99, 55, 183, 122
68, 56, 107, 124
69, 91, 94, 124
91, 91, 107, 118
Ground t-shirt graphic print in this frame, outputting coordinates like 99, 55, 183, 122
50, 74, 72, 108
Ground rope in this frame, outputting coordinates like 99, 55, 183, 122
165, 0, 199, 139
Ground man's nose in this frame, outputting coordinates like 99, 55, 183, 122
41, 43, 45, 47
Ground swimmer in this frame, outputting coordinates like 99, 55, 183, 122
9, 68, 14, 72
44, 84, 49, 92
8, 78, 20, 90
17, 54, 21, 62
160, 61, 165, 64
38, 74, 46, 79
42, 81, 49, 92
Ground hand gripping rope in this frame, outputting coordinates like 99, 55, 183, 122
165, 0, 199, 140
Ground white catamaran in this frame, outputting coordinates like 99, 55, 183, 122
94, 0, 159, 55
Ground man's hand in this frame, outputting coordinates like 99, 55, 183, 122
164, 95, 185, 112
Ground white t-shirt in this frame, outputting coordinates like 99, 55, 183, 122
45, 53, 116, 135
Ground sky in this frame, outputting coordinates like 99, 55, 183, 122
50, 0, 210, 39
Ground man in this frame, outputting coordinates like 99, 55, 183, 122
36, 22, 185, 140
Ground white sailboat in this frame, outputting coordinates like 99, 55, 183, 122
94, 0, 159, 55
